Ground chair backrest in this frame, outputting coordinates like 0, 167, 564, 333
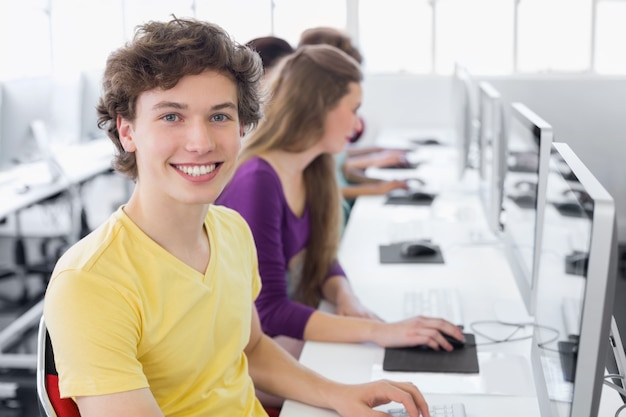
36, 316, 82, 417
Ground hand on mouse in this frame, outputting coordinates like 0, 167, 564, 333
374, 179, 410, 195
372, 316, 465, 351
369, 150, 410, 168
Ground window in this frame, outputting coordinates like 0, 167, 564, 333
195, 0, 272, 44
516, 0, 592, 73
359, 0, 432, 73
50, 0, 124, 75
435, 0, 514, 74
273, 0, 347, 47
0, 0, 51, 79
595, 0, 626, 74
1, 0, 625, 79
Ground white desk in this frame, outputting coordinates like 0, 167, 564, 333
0, 138, 114, 220
280, 156, 625, 415
0, 137, 115, 369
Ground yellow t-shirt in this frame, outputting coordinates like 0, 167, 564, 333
44, 205, 268, 417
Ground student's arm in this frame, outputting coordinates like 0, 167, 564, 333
76, 389, 163, 417
322, 274, 380, 320
341, 180, 409, 200
340, 163, 409, 198
245, 307, 432, 417
303, 308, 462, 351
311, 270, 463, 349
345, 149, 410, 170
345, 145, 385, 157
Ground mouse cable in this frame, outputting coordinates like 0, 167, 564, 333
614, 404, 626, 417
604, 374, 626, 401
467, 320, 559, 347
467, 319, 531, 346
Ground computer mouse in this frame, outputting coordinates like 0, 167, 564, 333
411, 137, 441, 146
414, 331, 466, 351
409, 191, 435, 202
400, 240, 438, 258
511, 193, 535, 208
442, 332, 466, 349
556, 201, 585, 217
514, 180, 537, 194
384, 161, 419, 169
406, 178, 426, 188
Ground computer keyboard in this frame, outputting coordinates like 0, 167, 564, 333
388, 402, 467, 417
403, 288, 464, 328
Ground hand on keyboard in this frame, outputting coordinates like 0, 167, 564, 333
388, 403, 467, 417
403, 288, 464, 328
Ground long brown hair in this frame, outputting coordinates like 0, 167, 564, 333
239, 45, 362, 306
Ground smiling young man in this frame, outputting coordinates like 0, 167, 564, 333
43, 17, 432, 417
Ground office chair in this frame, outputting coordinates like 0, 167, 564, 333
36, 315, 280, 417
36, 316, 81, 417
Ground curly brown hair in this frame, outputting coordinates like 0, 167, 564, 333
96, 16, 264, 180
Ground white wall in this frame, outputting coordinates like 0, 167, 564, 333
358, 74, 455, 146
360, 73, 626, 242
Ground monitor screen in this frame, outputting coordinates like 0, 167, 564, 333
531, 142, 617, 417
79, 69, 105, 142
0, 77, 54, 171
452, 63, 479, 180
500, 102, 553, 315
477, 81, 506, 234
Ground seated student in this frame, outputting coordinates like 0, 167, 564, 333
246, 36, 294, 98
216, 45, 462, 351
246, 35, 294, 83
297, 27, 415, 222
43, 17, 432, 417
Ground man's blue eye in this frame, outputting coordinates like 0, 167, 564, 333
213, 114, 226, 122
163, 114, 178, 122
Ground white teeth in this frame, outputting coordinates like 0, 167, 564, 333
176, 164, 216, 177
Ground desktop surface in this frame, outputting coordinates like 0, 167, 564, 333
278, 131, 624, 417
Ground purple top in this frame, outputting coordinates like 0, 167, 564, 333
215, 157, 346, 339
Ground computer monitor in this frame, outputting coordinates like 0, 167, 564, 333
531, 141, 617, 417
0, 77, 54, 171
500, 102, 553, 315
477, 81, 507, 234
606, 316, 626, 405
79, 68, 105, 142
452, 63, 479, 179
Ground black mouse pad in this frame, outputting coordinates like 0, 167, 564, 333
410, 137, 442, 146
384, 196, 434, 206
380, 162, 422, 170
379, 243, 444, 264
383, 333, 479, 373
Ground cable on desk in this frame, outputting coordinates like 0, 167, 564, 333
467, 320, 559, 347
613, 403, 626, 417
603, 373, 626, 416
605, 372, 626, 417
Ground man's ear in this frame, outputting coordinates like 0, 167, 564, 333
117, 115, 136, 152
239, 123, 245, 138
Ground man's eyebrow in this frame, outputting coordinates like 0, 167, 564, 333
152, 101, 187, 111
212, 101, 238, 111
151, 101, 238, 112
